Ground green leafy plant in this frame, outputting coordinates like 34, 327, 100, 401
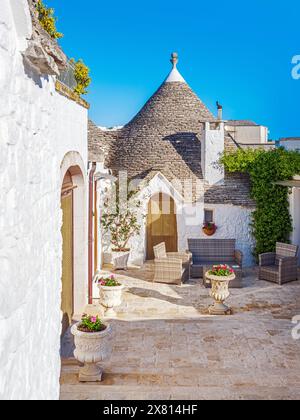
221, 148, 300, 259
78, 314, 105, 333
36, 0, 63, 39
71, 59, 91, 96
102, 183, 143, 252
209, 265, 235, 277
97, 275, 121, 287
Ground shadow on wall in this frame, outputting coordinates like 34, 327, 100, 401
163, 132, 203, 178
23, 57, 49, 88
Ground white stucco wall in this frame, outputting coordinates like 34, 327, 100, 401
280, 140, 300, 152
99, 173, 255, 269
201, 122, 225, 185
225, 125, 269, 144
0, 0, 88, 400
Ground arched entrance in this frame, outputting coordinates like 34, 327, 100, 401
147, 193, 178, 260
59, 152, 87, 358
61, 171, 75, 336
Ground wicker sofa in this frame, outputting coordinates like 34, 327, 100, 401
259, 242, 299, 285
153, 243, 192, 285
188, 239, 243, 286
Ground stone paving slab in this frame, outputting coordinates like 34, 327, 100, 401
60, 266, 300, 400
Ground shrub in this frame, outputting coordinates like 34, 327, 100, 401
221, 148, 300, 259
36, 0, 63, 39
71, 59, 91, 96
101, 183, 143, 252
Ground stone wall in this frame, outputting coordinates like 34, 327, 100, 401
0, 0, 88, 400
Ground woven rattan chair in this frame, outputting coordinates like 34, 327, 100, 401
259, 242, 299, 285
187, 239, 243, 278
153, 243, 191, 285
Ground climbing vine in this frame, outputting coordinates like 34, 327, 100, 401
221, 148, 300, 259
36, 0, 63, 39
71, 59, 91, 96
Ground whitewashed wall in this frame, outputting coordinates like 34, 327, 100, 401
280, 140, 300, 151
0, 0, 88, 400
101, 173, 255, 268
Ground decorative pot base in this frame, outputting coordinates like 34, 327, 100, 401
209, 302, 232, 316
103, 307, 117, 317
79, 363, 103, 383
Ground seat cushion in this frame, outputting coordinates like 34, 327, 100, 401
260, 265, 279, 282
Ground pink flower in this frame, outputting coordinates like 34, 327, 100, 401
91, 316, 97, 323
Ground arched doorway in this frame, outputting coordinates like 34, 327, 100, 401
61, 170, 75, 336
147, 193, 178, 260
59, 153, 87, 359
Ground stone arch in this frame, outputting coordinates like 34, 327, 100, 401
60, 152, 87, 332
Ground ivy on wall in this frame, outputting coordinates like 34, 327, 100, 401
36, 0, 63, 39
221, 148, 300, 259
71, 59, 91, 96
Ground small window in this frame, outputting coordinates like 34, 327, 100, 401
204, 209, 214, 224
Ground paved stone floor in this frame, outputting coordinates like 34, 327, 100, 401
60, 265, 300, 400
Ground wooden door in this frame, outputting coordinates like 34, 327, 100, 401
147, 193, 178, 260
61, 172, 74, 336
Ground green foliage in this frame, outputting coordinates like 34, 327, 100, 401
221, 148, 300, 259
97, 275, 121, 287
209, 265, 235, 277
101, 183, 143, 251
36, 0, 63, 39
71, 59, 91, 96
78, 314, 105, 333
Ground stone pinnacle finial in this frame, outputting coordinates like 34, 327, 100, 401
171, 52, 179, 67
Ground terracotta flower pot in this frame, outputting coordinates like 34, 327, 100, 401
71, 322, 112, 382
202, 226, 217, 236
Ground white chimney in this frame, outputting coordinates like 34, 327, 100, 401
201, 122, 225, 185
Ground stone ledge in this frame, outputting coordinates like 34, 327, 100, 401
55, 80, 90, 110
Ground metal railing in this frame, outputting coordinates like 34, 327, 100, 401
58, 60, 77, 91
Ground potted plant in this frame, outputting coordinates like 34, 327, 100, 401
97, 274, 124, 317
102, 183, 143, 270
202, 222, 217, 236
205, 265, 235, 315
71, 314, 112, 382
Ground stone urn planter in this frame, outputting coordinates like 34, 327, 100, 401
71, 319, 112, 383
112, 249, 130, 270
97, 275, 124, 317
206, 266, 235, 315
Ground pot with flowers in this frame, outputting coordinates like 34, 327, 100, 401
71, 314, 112, 382
206, 265, 235, 315
202, 222, 217, 236
97, 274, 124, 317
101, 183, 143, 270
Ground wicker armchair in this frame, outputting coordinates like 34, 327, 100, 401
259, 242, 299, 285
153, 243, 191, 285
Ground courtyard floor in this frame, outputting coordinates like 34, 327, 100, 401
60, 264, 300, 400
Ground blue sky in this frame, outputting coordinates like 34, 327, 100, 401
51, 0, 300, 139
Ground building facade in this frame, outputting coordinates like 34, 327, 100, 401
0, 0, 88, 399
89, 54, 257, 271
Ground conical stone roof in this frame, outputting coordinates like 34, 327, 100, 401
90, 54, 215, 182
88, 54, 255, 206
